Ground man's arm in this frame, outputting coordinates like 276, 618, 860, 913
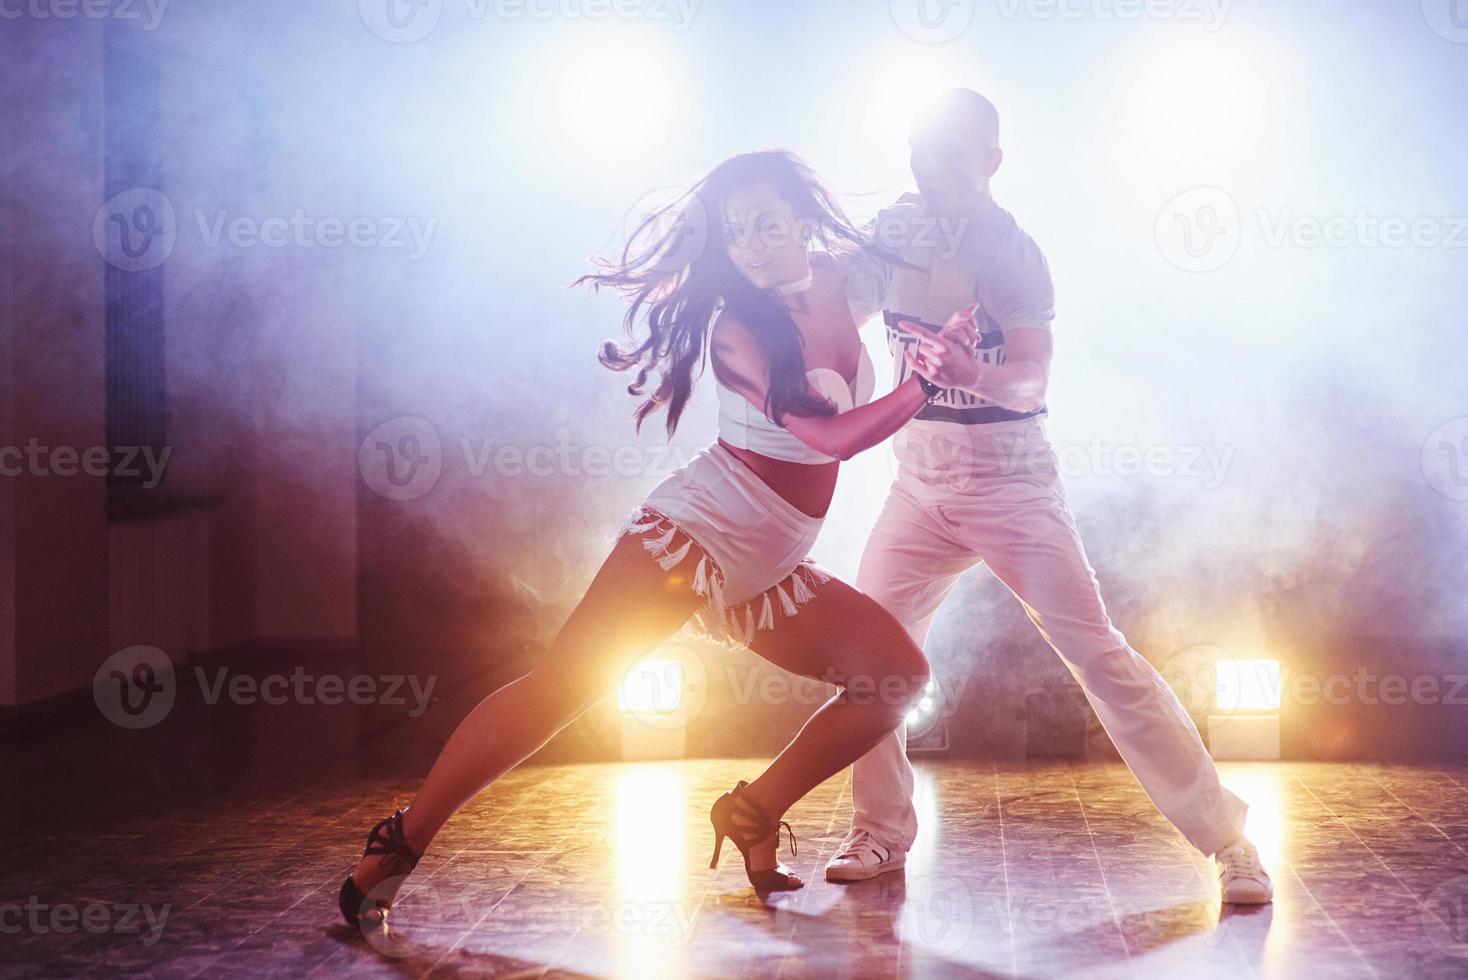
900, 228, 1055, 411
962, 326, 1051, 413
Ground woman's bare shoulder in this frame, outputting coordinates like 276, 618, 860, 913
710, 310, 766, 387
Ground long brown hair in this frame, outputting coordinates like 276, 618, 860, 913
577, 150, 898, 436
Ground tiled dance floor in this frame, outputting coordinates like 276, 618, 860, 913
5, 757, 1468, 978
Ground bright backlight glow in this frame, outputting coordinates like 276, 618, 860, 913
620, 658, 684, 713
1216, 658, 1282, 712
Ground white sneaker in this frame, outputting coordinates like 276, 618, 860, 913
1214, 838, 1273, 904
825, 828, 906, 883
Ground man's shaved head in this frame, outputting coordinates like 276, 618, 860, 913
908, 88, 1004, 213
930, 88, 1000, 150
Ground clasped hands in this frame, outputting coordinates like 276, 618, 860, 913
895, 302, 982, 392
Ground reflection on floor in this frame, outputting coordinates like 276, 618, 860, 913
6, 758, 1468, 978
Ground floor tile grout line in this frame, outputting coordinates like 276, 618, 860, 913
418, 766, 592, 974
1285, 769, 1414, 979
1363, 768, 1468, 864
1427, 765, 1468, 806
1066, 765, 1138, 977
307, 766, 568, 980
418, 758, 735, 974
179, 767, 568, 980
1289, 770, 1433, 903
993, 762, 1018, 980
1282, 859, 1380, 980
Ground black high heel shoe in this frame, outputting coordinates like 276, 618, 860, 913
709, 781, 802, 892
338, 809, 422, 928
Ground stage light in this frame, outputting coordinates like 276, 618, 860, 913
1216, 658, 1283, 713
828, 45, 967, 192
906, 678, 950, 756
906, 679, 937, 728
619, 658, 685, 713
1208, 656, 1282, 761
521, 26, 686, 182
618, 645, 705, 762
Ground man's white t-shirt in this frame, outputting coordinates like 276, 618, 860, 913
846, 193, 1056, 479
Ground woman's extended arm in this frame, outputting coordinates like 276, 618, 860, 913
895, 311, 1052, 414
712, 315, 928, 462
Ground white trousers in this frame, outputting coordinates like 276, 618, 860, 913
850, 422, 1248, 856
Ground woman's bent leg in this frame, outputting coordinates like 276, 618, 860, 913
350, 532, 703, 895
736, 577, 930, 871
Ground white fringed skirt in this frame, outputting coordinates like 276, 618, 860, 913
615, 442, 831, 646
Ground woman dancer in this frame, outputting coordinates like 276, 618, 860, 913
339, 150, 946, 924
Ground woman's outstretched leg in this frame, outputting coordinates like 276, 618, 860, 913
730, 577, 931, 878
347, 533, 703, 901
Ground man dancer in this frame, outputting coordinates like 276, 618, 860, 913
831, 89, 1272, 904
